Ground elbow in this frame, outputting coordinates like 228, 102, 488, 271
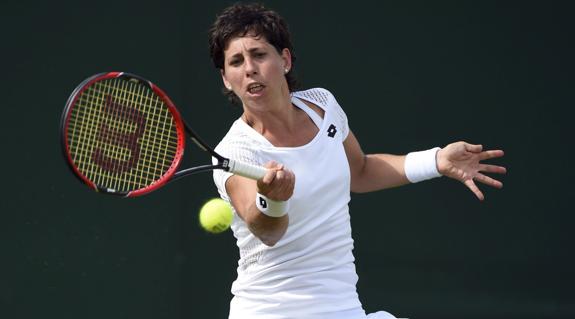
350, 177, 364, 193
261, 236, 281, 247
349, 159, 369, 193
247, 214, 289, 247
350, 176, 370, 193
257, 225, 288, 247
350, 185, 366, 194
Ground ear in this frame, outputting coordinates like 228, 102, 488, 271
220, 69, 232, 90
281, 48, 292, 72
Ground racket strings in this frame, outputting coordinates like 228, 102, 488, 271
67, 78, 180, 192
80, 80, 173, 190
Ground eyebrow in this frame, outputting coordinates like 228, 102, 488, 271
229, 47, 265, 59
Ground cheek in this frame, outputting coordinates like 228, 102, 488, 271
224, 69, 242, 84
264, 62, 285, 79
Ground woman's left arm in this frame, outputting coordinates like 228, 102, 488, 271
344, 130, 410, 193
344, 131, 506, 199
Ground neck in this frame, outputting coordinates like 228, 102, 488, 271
241, 92, 298, 135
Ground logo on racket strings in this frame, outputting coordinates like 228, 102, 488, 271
92, 95, 147, 173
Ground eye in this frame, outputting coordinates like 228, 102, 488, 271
229, 58, 241, 66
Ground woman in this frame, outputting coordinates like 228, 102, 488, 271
208, 3, 505, 319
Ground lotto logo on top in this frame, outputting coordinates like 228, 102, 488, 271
327, 124, 337, 138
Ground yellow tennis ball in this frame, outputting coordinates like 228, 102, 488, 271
199, 198, 233, 234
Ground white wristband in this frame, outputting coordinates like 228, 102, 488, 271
255, 193, 289, 217
404, 147, 442, 183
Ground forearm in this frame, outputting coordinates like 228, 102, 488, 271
243, 203, 289, 246
226, 175, 290, 247
350, 153, 410, 193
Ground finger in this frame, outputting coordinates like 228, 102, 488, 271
261, 168, 277, 184
464, 179, 485, 201
474, 173, 503, 188
479, 164, 507, 174
285, 169, 296, 195
268, 170, 294, 201
464, 143, 483, 153
479, 150, 504, 161
275, 169, 286, 182
264, 161, 278, 169
276, 169, 295, 191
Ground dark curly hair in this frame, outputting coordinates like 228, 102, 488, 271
208, 3, 298, 104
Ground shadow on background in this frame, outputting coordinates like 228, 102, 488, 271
1, 1, 573, 318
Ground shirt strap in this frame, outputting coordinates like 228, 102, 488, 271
291, 96, 323, 129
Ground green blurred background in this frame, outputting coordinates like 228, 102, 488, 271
2, 1, 573, 318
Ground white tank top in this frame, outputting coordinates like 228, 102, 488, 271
212, 88, 366, 319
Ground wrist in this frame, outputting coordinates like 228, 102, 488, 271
255, 193, 289, 217
404, 147, 442, 183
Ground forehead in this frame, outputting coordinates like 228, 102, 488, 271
224, 33, 273, 55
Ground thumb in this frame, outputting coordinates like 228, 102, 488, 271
464, 143, 483, 153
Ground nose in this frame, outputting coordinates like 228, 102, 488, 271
244, 58, 257, 77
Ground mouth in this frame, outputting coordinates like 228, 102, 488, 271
247, 82, 265, 94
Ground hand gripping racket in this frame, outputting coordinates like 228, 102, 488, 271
60, 72, 266, 197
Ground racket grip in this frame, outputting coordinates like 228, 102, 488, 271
228, 159, 267, 180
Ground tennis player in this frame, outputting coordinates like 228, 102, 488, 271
209, 3, 506, 319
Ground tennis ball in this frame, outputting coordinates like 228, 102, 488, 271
199, 198, 233, 234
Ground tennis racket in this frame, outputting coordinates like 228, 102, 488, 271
61, 72, 266, 197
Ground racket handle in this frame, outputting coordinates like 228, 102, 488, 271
228, 159, 267, 180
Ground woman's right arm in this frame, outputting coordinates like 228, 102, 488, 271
225, 162, 295, 246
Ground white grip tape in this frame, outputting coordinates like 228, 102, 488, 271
228, 159, 267, 180
404, 147, 442, 183
255, 193, 289, 218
